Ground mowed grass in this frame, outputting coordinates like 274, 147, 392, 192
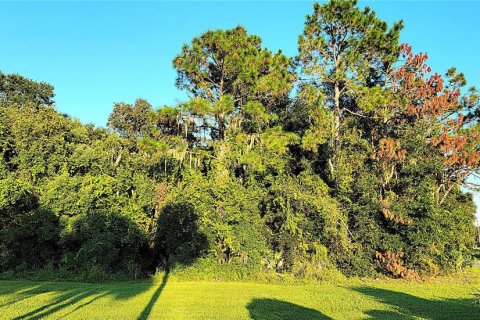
1, 270, 480, 319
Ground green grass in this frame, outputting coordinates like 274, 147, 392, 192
1, 270, 480, 319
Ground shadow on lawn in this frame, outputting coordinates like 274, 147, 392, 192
354, 286, 478, 319
137, 202, 208, 319
1, 282, 150, 320
247, 299, 332, 320
137, 272, 169, 320
0, 284, 45, 308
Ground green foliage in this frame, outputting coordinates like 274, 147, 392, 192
173, 25, 295, 141
0, 177, 59, 272
0, 71, 54, 106
168, 169, 269, 269
60, 211, 147, 277
155, 202, 209, 267
262, 171, 345, 273
298, 0, 403, 85
0, 0, 478, 280
41, 173, 123, 217
402, 187, 476, 275
107, 98, 154, 141
173, 26, 294, 108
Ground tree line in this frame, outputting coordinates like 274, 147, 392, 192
1, 0, 479, 279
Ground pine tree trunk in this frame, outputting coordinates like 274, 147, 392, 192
333, 82, 341, 153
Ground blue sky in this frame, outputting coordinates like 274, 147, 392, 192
1, 1, 479, 217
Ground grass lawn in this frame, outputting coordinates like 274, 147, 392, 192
1, 270, 479, 319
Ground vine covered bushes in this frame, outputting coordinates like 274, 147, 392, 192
0, 0, 479, 279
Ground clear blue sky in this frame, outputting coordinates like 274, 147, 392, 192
1, 1, 479, 218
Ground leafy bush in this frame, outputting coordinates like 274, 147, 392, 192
60, 211, 148, 277
155, 202, 209, 267
0, 178, 60, 272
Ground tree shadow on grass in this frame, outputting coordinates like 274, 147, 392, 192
57, 291, 110, 319
247, 299, 332, 320
12, 289, 91, 320
0, 279, 156, 319
136, 202, 208, 320
137, 272, 169, 320
0, 284, 45, 308
354, 286, 478, 320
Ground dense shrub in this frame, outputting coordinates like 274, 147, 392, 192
155, 202, 208, 267
59, 211, 148, 277
0, 178, 60, 272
